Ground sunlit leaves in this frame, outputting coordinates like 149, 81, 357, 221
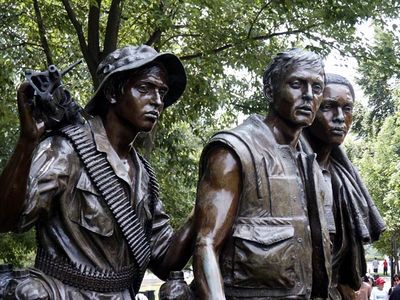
356, 24, 400, 134
1, 0, 400, 259
354, 108, 400, 256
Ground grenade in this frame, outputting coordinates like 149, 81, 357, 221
3, 269, 30, 299
3, 269, 50, 299
159, 271, 193, 300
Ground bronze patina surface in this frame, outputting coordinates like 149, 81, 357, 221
193, 48, 333, 300
301, 73, 385, 300
0, 45, 194, 299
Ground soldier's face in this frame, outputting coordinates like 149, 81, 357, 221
271, 65, 324, 128
112, 65, 169, 133
308, 83, 354, 146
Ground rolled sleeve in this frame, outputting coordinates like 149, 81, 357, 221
149, 198, 174, 266
17, 136, 72, 231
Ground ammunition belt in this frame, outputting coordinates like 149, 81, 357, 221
59, 124, 153, 292
35, 248, 136, 293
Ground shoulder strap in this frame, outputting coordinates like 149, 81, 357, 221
60, 124, 151, 292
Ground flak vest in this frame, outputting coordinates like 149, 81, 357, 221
200, 115, 332, 299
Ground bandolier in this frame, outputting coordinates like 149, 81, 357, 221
34, 120, 160, 294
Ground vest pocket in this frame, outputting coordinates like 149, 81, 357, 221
69, 171, 114, 237
231, 217, 296, 288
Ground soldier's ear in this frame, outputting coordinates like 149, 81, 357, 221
104, 86, 117, 104
264, 84, 273, 103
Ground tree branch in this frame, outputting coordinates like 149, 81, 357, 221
172, 24, 188, 29
0, 42, 42, 51
247, 0, 273, 39
303, 32, 348, 57
160, 33, 201, 47
88, 0, 101, 64
32, 0, 53, 66
251, 26, 317, 41
179, 44, 224, 60
145, 2, 166, 49
103, 0, 123, 57
146, 29, 162, 47
60, 0, 94, 83
61, 0, 88, 54
180, 24, 323, 61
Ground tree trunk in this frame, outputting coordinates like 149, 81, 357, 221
391, 232, 399, 282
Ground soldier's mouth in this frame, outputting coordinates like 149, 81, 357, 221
330, 127, 345, 135
144, 111, 159, 120
296, 105, 312, 115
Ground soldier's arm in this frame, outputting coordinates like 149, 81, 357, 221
193, 146, 241, 300
0, 83, 44, 232
150, 210, 195, 280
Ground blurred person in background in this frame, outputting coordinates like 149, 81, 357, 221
355, 275, 372, 300
389, 274, 400, 298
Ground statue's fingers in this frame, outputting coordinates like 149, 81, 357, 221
16, 82, 43, 139
17, 82, 34, 105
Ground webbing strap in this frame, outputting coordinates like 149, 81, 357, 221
60, 124, 151, 292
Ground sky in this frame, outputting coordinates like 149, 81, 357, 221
324, 51, 365, 103
324, 20, 376, 105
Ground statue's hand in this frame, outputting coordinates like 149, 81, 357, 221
17, 82, 45, 142
338, 284, 356, 300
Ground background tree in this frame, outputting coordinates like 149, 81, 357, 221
1, 0, 400, 265
354, 24, 400, 137
354, 110, 400, 274
351, 18, 400, 273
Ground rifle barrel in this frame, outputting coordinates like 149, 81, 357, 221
61, 59, 83, 76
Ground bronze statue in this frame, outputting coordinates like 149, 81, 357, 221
0, 45, 194, 299
193, 48, 332, 299
301, 73, 385, 299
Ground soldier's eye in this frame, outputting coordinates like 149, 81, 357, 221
312, 84, 322, 94
137, 84, 149, 93
320, 104, 331, 111
343, 105, 353, 113
159, 88, 168, 100
290, 80, 301, 88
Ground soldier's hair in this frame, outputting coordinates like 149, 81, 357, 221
325, 73, 355, 100
263, 48, 325, 102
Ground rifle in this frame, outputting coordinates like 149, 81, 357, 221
25, 59, 84, 129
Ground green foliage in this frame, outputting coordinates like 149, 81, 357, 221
151, 121, 202, 228
0, 58, 19, 170
1, 0, 400, 264
0, 230, 36, 267
354, 109, 400, 256
356, 23, 400, 136
351, 19, 400, 258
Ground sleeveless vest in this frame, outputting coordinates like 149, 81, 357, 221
200, 115, 332, 299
